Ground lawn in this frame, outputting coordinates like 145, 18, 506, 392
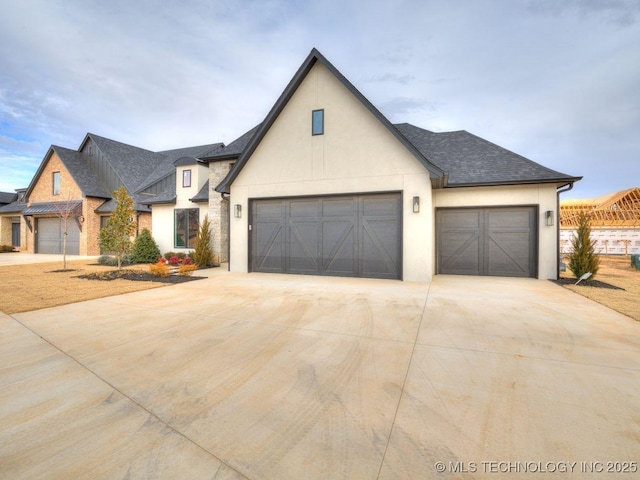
558, 255, 640, 322
0, 259, 164, 314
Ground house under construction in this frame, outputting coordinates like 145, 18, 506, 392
560, 187, 640, 255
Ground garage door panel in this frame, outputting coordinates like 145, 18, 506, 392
289, 220, 320, 274
251, 193, 401, 279
361, 219, 400, 278
437, 207, 536, 278
439, 231, 481, 275
253, 220, 285, 272
322, 220, 356, 276
37, 218, 80, 255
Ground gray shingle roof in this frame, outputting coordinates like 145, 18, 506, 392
395, 123, 580, 186
0, 201, 25, 214
201, 126, 260, 161
189, 180, 209, 203
135, 143, 222, 194
88, 134, 165, 193
53, 146, 111, 198
0, 191, 17, 204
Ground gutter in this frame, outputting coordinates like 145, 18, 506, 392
556, 182, 575, 278
222, 192, 231, 272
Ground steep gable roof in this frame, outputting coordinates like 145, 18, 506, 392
135, 143, 223, 194
215, 48, 446, 194
395, 123, 581, 187
82, 133, 165, 193
25, 145, 111, 200
201, 125, 260, 162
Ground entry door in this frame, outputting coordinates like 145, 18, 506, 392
437, 207, 537, 277
251, 193, 402, 279
11, 219, 20, 247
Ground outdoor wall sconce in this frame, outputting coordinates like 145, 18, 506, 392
234, 204, 242, 218
412, 196, 420, 213
78, 215, 84, 224
545, 210, 554, 226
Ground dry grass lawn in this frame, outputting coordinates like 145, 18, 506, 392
0, 259, 163, 314
560, 255, 640, 322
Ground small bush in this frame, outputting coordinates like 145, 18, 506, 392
568, 211, 599, 280
98, 255, 118, 266
181, 257, 193, 265
178, 263, 197, 276
131, 228, 161, 263
168, 256, 180, 265
193, 214, 214, 266
149, 261, 170, 277
164, 251, 176, 261
1, 245, 17, 252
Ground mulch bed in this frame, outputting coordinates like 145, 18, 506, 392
76, 270, 206, 283
551, 278, 625, 291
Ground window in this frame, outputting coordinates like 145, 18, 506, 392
52, 172, 61, 195
175, 208, 199, 248
312, 109, 324, 135
182, 169, 192, 188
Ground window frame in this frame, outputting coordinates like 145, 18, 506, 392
182, 169, 192, 188
174, 208, 199, 248
52, 172, 61, 195
312, 109, 324, 136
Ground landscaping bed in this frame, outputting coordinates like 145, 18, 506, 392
556, 255, 640, 322
77, 269, 206, 283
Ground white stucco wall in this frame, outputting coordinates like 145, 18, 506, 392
229, 62, 434, 281
151, 163, 209, 255
434, 184, 560, 279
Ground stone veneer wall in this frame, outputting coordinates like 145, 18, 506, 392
208, 160, 234, 263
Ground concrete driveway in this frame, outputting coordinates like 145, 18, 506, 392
1, 272, 639, 479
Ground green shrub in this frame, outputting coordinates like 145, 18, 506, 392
131, 228, 161, 263
164, 251, 176, 261
568, 211, 600, 280
0, 245, 16, 253
98, 255, 118, 266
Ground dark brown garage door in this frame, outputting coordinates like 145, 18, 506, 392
250, 193, 402, 279
436, 207, 537, 278
36, 217, 80, 255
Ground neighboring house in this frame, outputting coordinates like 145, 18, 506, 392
22, 134, 220, 256
560, 187, 640, 255
0, 189, 26, 249
215, 49, 581, 281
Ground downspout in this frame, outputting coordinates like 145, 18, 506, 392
556, 182, 575, 278
222, 192, 230, 272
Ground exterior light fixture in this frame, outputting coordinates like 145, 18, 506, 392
412, 196, 420, 213
78, 215, 85, 223
545, 210, 554, 226
234, 204, 242, 218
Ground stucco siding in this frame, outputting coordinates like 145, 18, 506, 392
229, 62, 434, 281
434, 184, 559, 279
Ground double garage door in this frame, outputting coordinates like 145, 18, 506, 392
36, 217, 80, 255
250, 193, 402, 279
436, 207, 537, 278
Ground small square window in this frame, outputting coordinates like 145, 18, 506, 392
183, 169, 191, 188
312, 109, 324, 135
52, 172, 61, 195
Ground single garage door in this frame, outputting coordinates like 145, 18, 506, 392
36, 217, 80, 254
251, 193, 402, 279
436, 207, 537, 278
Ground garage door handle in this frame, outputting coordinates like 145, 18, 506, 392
249, 225, 252, 231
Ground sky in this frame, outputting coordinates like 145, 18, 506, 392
1, 0, 638, 200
